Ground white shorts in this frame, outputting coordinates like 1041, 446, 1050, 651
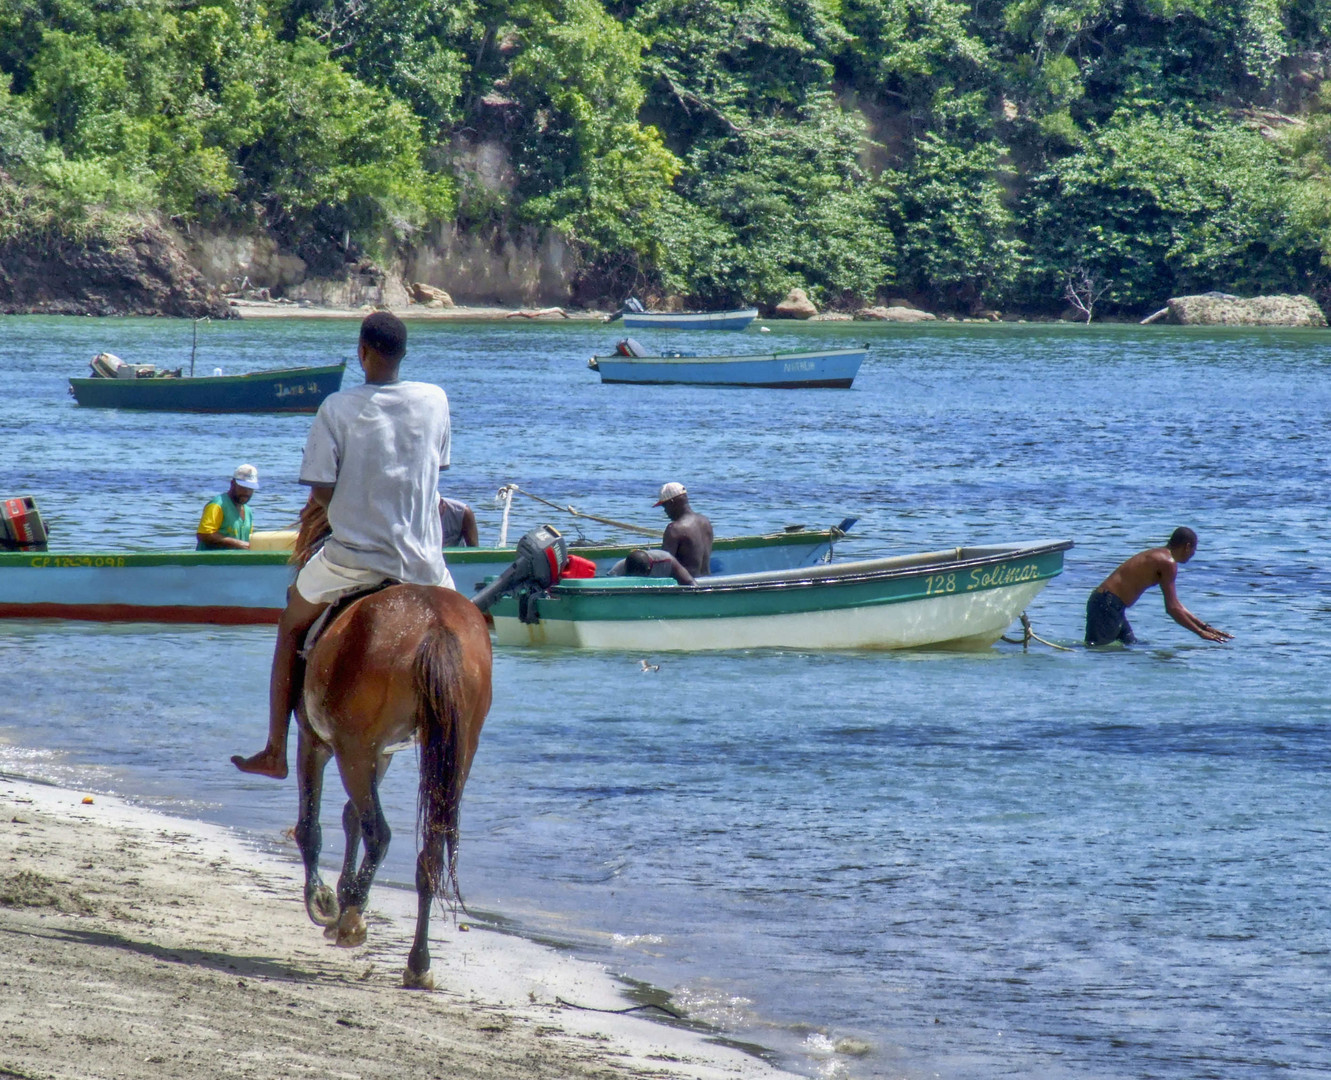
294, 547, 455, 605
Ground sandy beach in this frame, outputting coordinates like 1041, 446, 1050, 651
227, 299, 613, 321
0, 777, 794, 1080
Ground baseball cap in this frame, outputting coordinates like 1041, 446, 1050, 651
654, 481, 686, 505
232, 464, 260, 490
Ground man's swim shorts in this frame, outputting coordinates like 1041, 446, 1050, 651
1085, 589, 1136, 646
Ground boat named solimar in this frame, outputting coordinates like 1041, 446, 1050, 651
491, 540, 1073, 651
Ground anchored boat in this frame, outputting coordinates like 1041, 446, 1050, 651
0, 525, 850, 625
607, 300, 759, 331
69, 353, 346, 413
589, 345, 867, 388
488, 541, 1073, 651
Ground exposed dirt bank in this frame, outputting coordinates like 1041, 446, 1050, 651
0, 229, 231, 318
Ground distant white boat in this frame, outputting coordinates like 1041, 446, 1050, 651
609, 304, 759, 331
590, 346, 866, 388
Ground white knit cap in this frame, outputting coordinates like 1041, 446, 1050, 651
654, 482, 686, 505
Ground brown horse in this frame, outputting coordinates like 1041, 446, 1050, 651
290, 504, 492, 989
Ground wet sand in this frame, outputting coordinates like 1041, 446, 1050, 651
0, 778, 794, 1080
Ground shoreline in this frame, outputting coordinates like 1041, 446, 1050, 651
0, 774, 798, 1080
227, 300, 614, 321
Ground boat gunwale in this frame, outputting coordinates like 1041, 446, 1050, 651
590, 347, 866, 366
545, 540, 1074, 599
68, 361, 347, 390
0, 527, 841, 569
619, 307, 758, 320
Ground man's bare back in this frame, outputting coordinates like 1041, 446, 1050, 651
1095, 546, 1179, 608
1085, 527, 1231, 645
653, 482, 713, 578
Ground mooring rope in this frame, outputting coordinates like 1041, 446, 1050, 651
1001, 611, 1075, 652
555, 996, 684, 1020
496, 484, 661, 538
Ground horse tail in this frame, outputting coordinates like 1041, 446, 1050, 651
289, 498, 331, 569
413, 623, 466, 911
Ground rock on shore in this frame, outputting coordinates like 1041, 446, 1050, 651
856, 305, 937, 322
774, 287, 818, 319
1165, 293, 1327, 327
0, 227, 232, 318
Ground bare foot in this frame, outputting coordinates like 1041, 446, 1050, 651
230, 751, 288, 779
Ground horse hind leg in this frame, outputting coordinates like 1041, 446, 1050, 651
294, 733, 339, 927
403, 827, 445, 990
325, 798, 364, 940
332, 760, 391, 949
404, 622, 478, 990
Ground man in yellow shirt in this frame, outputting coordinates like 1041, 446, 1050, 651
196, 464, 259, 550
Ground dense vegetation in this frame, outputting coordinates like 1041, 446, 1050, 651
4, 0, 1331, 313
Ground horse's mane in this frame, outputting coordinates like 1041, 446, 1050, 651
290, 498, 331, 569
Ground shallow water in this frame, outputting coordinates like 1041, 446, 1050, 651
2, 316, 1330, 1078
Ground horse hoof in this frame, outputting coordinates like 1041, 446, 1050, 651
336, 908, 367, 948
402, 966, 435, 991
306, 884, 339, 927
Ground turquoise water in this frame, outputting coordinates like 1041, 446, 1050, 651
2, 315, 1330, 1078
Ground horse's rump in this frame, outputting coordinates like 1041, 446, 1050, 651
290, 582, 492, 986
303, 585, 491, 902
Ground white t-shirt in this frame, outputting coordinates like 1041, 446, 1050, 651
299, 380, 451, 583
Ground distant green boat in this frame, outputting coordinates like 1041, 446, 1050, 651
491, 540, 1073, 651
69, 356, 346, 413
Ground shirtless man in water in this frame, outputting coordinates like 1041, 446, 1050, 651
654, 482, 713, 578
1085, 526, 1232, 646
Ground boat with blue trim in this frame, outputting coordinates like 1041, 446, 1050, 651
589, 345, 866, 388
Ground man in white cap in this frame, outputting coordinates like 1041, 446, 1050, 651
654, 481, 713, 577
196, 464, 259, 550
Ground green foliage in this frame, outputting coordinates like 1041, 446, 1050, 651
274, 0, 475, 136
2, 0, 1331, 309
502, 0, 681, 288
839, 0, 989, 104
1281, 83, 1331, 272
0, 74, 44, 174
659, 95, 891, 305
0, 0, 452, 258
886, 132, 1021, 307
635, 0, 843, 130
220, 34, 453, 251
1024, 111, 1314, 310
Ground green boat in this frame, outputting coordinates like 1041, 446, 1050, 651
0, 526, 847, 625
490, 540, 1073, 651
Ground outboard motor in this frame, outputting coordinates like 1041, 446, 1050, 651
471, 525, 569, 615
0, 496, 48, 552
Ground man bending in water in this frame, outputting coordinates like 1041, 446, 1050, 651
1085, 527, 1232, 646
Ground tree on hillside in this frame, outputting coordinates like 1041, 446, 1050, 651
1023, 110, 1310, 312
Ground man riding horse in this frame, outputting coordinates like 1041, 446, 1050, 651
231, 312, 492, 990
233, 311, 457, 780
